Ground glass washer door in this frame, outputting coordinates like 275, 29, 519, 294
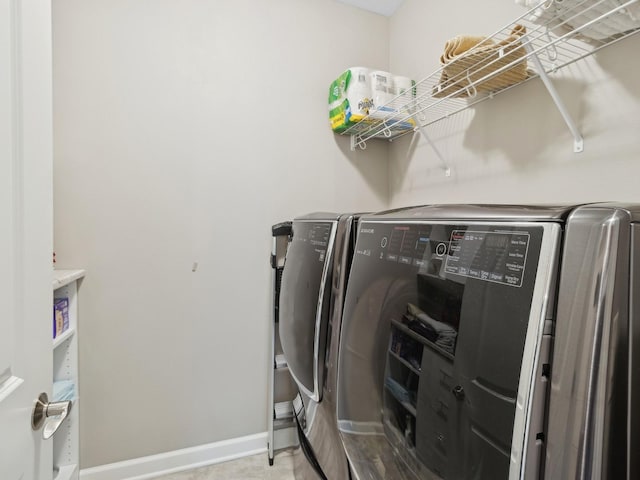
338, 221, 557, 480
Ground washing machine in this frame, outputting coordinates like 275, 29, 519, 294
336, 203, 640, 480
279, 212, 359, 479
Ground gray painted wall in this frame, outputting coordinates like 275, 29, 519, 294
388, 0, 640, 207
52, 0, 389, 467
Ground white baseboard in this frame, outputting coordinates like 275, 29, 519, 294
79, 432, 268, 480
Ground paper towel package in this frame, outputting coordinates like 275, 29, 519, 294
328, 67, 375, 133
329, 67, 416, 134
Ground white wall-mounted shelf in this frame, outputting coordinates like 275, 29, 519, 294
53, 269, 86, 290
54, 464, 78, 480
53, 328, 76, 350
342, 0, 640, 160
52, 269, 85, 480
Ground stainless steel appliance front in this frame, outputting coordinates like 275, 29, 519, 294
336, 206, 565, 480
335, 203, 640, 479
279, 213, 354, 480
280, 215, 337, 403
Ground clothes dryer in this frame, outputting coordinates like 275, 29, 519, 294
337, 203, 640, 480
279, 213, 359, 479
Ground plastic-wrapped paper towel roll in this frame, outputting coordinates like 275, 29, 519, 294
347, 67, 373, 116
328, 67, 374, 133
370, 70, 395, 113
393, 75, 416, 113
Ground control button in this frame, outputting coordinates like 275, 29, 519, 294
452, 385, 465, 401
436, 243, 447, 256
398, 256, 412, 265
381, 236, 388, 248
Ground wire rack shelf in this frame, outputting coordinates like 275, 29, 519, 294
342, 0, 640, 153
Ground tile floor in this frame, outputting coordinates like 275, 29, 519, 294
150, 450, 295, 480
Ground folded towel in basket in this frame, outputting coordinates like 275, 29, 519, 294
516, 0, 640, 41
433, 25, 529, 98
439, 35, 490, 64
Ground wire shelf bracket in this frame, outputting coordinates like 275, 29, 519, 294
415, 126, 452, 177
526, 43, 584, 153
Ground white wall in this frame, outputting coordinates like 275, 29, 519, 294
52, 0, 389, 468
388, 0, 640, 207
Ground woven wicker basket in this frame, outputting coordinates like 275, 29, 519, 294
433, 25, 529, 98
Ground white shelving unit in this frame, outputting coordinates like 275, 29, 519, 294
343, 0, 640, 160
52, 269, 85, 480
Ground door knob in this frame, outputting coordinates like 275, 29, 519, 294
32, 392, 72, 439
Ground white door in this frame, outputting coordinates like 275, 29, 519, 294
0, 0, 54, 478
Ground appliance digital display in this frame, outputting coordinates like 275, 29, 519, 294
445, 230, 530, 287
296, 222, 332, 262
358, 224, 530, 287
